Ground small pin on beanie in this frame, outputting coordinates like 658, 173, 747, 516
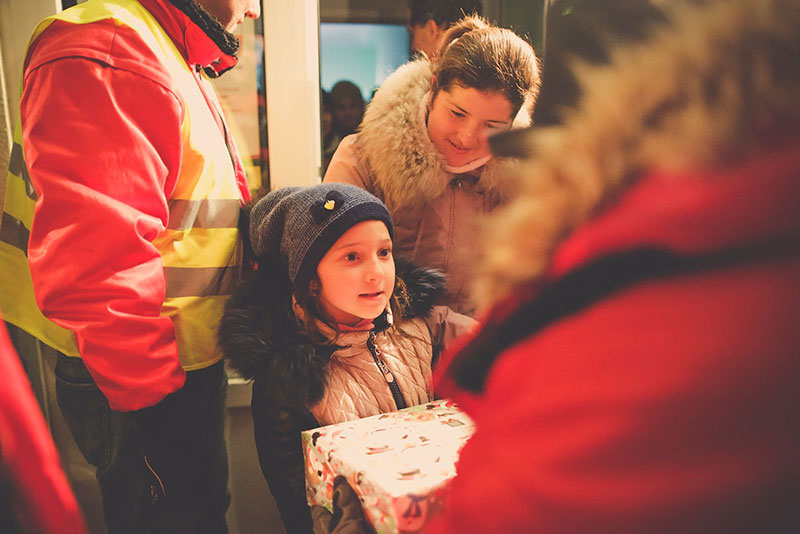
249, 183, 394, 288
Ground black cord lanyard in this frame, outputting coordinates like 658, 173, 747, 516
368, 332, 407, 410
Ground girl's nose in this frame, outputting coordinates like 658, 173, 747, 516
365, 257, 383, 282
457, 122, 481, 148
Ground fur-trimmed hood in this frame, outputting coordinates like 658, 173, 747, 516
356, 58, 533, 210
219, 260, 446, 406
474, 0, 800, 304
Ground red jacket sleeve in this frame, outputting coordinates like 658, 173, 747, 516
22, 30, 186, 411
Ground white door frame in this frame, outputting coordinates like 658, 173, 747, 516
262, 0, 322, 188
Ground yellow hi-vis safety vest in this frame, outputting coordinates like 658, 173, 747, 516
0, 0, 244, 369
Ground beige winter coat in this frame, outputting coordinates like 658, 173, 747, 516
324, 59, 533, 316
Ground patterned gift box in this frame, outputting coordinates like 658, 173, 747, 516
302, 399, 474, 533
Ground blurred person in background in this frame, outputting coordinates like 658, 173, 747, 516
330, 80, 366, 139
321, 89, 341, 175
408, 0, 482, 60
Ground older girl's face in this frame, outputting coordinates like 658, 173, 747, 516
427, 85, 514, 168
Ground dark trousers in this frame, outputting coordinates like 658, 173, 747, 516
55, 354, 230, 534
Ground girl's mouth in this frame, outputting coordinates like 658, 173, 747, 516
449, 140, 470, 153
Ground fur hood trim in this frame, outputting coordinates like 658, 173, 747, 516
357, 58, 533, 210
474, 0, 800, 304
219, 259, 446, 406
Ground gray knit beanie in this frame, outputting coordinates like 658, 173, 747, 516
249, 183, 394, 288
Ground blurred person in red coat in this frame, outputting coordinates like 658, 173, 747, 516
0, 319, 86, 534
430, 0, 800, 532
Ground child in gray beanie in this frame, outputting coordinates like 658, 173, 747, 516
219, 183, 475, 534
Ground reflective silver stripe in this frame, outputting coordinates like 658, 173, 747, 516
0, 212, 29, 254
163, 265, 238, 299
167, 198, 240, 230
8, 142, 37, 200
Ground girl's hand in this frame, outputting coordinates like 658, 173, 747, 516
311, 476, 375, 534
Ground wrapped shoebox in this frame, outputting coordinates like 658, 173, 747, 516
302, 399, 474, 533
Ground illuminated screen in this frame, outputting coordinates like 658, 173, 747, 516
320, 23, 410, 102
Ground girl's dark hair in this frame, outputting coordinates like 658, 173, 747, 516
293, 270, 412, 344
432, 15, 541, 117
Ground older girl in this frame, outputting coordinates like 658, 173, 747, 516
324, 15, 540, 316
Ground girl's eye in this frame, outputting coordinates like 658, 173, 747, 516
344, 252, 358, 262
450, 109, 465, 118
378, 247, 392, 258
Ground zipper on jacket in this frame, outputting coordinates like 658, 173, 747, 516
443, 183, 456, 266
367, 332, 407, 410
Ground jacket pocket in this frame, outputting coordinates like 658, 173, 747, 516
54, 357, 112, 469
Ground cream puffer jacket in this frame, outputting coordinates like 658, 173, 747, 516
324, 58, 533, 316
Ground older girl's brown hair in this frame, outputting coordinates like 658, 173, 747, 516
432, 15, 541, 117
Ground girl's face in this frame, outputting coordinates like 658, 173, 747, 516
316, 220, 395, 326
427, 85, 514, 168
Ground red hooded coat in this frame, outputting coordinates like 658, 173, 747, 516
430, 0, 800, 531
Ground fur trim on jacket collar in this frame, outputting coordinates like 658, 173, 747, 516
473, 0, 800, 304
219, 260, 445, 406
356, 58, 533, 210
